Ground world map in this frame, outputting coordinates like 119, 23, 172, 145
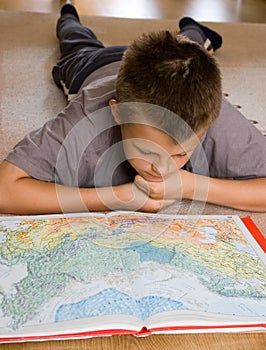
0, 212, 265, 331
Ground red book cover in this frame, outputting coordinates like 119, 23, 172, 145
241, 216, 266, 253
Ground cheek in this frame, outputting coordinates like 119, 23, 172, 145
122, 145, 151, 172
173, 156, 190, 169
127, 158, 150, 172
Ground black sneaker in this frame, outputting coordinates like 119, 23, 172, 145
179, 17, 222, 51
61, 3, 80, 22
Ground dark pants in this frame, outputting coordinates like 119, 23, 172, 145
52, 14, 127, 97
52, 14, 205, 97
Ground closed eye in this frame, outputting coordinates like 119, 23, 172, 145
141, 150, 153, 155
174, 153, 187, 158
135, 145, 157, 156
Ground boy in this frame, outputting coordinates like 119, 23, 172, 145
0, 3, 265, 214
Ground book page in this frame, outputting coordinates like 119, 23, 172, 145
0, 212, 265, 340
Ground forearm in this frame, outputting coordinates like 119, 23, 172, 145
0, 162, 168, 215
0, 177, 110, 215
0, 161, 111, 214
0, 177, 169, 215
134, 171, 266, 212
191, 175, 266, 212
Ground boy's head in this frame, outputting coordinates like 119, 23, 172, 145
110, 30, 222, 181
115, 30, 222, 136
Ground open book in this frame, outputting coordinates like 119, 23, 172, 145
0, 212, 265, 343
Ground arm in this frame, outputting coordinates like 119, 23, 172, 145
135, 170, 266, 212
0, 161, 174, 215
199, 175, 266, 212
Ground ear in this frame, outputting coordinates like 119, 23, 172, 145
109, 99, 121, 124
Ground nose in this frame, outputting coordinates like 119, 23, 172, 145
151, 156, 186, 177
151, 158, 172, 177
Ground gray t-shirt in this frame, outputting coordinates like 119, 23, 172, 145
5, 61, 266, 186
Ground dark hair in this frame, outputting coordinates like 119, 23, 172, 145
115, 30, 222, 138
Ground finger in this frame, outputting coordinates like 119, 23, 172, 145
161, 199, 176, 208
141, 198, 176, 213
134, 177, 150, 194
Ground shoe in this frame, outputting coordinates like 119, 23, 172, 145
179, 17, 222, 51
61, 2, 79, 21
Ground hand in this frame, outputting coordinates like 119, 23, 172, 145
97, 182, 176, 212
134, 170, 196, 201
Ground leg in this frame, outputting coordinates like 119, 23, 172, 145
52, 4, 104, 95
56, 9, 104, 57
52, 4, 127, 99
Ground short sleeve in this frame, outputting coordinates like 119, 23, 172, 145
5, 100, 88, 183
187, 97, 266, 179
5, 65, 120, 186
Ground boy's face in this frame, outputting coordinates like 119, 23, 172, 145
120, 123, 202, 182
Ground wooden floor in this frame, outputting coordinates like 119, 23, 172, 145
0, 0, 265, 22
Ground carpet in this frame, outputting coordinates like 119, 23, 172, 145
1, 10, 266, 161
0, 10, 265, 231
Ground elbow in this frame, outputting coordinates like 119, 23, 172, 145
0, 161, 29, 215
0, 166, 19, 215
0, 180, 14, 214
247, 203, 266, 213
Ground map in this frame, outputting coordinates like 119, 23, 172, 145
0, 212, 265, 332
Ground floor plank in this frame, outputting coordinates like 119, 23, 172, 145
0, 0, 265, 22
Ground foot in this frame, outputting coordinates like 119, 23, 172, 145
61, 1, 79, 21
179, 17, 222, 51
